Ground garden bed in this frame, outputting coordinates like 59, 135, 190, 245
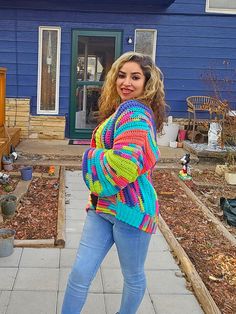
153, 169, 236, 314
0, 165, 65, 246
1, 177, 59, 239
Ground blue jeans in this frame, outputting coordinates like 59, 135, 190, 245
61, 210, 151, 314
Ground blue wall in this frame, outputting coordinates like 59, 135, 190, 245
0, 0, 235, 118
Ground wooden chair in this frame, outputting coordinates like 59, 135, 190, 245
186, 96, 227, 143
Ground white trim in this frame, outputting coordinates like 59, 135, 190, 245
206, 0, 236, 14
37, 26, 61, 114
134, 29, 157, 61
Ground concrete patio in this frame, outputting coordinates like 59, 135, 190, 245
0, 169, 204, 314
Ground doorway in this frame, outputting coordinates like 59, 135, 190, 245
69, 30, 122, 139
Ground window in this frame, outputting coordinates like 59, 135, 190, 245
134, 29, 157, 60
206, 0, 236, 14
37, 26, 61, 114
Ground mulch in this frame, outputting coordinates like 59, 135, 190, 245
153, 169, 236, 314
189, 169, 236, 238
0, 166, 59, 240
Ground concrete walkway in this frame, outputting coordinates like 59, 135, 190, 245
0, 170, 204, 314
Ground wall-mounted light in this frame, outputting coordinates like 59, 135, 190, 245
127, 36, 133, 44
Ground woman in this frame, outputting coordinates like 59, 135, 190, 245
62, 51, 167, 314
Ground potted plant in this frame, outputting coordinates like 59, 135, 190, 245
2, 155, 13, 171
20, 166, 33, 181
0, 228, 16, 257
0, 194, 17, 217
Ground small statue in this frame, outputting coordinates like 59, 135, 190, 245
0, 172, 10, 185
48, 165, 55, 176
10, 144, 18, 161
178, 153, 192, 180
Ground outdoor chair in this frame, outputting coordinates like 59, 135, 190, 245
186, 96, 227, 143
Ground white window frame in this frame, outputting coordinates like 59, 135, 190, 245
134, 29, 157, 61
37, 26, 61, 114
206, 0, 236, 14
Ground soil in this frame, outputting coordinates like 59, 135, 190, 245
0, 166, 59, 240
153, 169, 236, 314
0, 234, 14, 239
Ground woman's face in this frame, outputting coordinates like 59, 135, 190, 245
116, 61, 146, 102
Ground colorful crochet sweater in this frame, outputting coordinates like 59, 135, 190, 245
82, 100, 160, 233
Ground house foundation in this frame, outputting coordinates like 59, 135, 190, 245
5, 98, 66, 140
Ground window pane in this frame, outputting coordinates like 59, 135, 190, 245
135, 30, 157, 60
38, 28, 60, 113
76, 85, 101, 128
77, 36, 115, 82
75, 35, 115, 129
209, 0, 236, 9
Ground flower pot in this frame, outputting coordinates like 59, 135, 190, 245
20, 166, 33, 181
1, 194, 17, 217
177, 142, 183, 148
178, 129, 187, 142
156, 123, 179, 146
2, 162, 13, 171
169, 141, 177, 148
0, 228, 15, 257
225, 172, 236, 185
220, 197, 236, 226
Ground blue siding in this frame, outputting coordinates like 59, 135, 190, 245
0, 0, 236, 119
0, 52, 16, 64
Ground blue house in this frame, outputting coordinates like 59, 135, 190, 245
0, 0, 235, 139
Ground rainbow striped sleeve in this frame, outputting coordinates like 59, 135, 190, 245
82, 101, 159, 197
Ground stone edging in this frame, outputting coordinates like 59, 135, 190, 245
158, 215, 221, 314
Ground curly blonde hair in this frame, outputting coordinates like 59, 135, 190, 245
98, 51, 167, 132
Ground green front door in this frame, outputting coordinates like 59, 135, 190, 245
69, 30, 122, 139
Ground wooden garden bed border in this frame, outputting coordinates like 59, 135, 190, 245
55, 166, 65, 247
1, 166, 65, 248
158, 215, 221, 314
14, 238, 55, 248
